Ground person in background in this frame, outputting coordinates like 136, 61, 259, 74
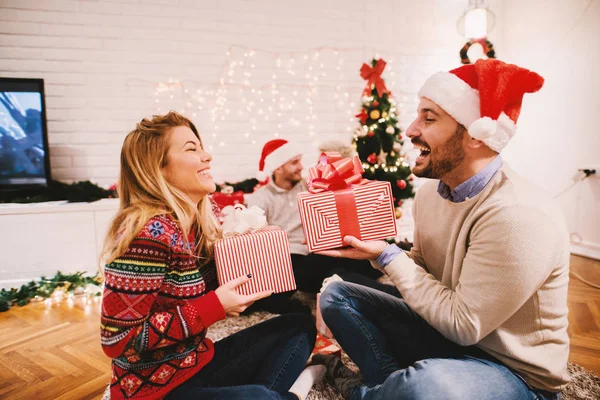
247, 139, 396, 314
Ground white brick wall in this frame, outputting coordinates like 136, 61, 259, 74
0, 0, 504, 186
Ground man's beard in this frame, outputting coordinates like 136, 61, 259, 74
286, 175, 302, 186
281, 171, 302, 186
412, 125, 466, 179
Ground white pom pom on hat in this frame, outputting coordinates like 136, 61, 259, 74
256, 170, 269, 182
468, 116, 497, 140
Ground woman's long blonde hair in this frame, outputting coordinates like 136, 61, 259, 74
100, 111, 220, 268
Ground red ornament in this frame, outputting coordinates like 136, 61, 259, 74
367, 131, 375, 137
372, 100, 379, 107
397, 200, 403, 206
396, 179, 407, 190
367, 153, 378, 164
355, 109, 368, 124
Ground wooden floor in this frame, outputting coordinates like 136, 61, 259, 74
565, 255, 600, 376
0, 255, 599, 400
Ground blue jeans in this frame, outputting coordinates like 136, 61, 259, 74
166, 313, 316, 399
320, 282, 561, 400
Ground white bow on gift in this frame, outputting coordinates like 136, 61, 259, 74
221, 204, 268, 237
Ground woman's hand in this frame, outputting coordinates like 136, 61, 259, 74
316, 236, 388, 261
215, 274, 273, 317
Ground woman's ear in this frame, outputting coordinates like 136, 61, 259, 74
160, 153, 170, 179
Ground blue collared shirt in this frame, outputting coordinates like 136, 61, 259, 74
437, 155, 503, 203
376, 156, 503, 267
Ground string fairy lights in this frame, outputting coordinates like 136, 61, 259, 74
151, 45, 413, 155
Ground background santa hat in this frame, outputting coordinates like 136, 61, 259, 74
418, 59, 544, 152
257, 139, 302, 181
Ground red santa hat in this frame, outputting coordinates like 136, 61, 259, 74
257, 139, 302, 181
417, 59, 544, 152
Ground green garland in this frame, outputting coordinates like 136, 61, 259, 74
0, 180, 116, 204
215, 178, 260, 194
0, 271, 102, 312
2, 178, 259, 205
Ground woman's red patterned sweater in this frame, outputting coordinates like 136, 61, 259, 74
101, 214, 226, 399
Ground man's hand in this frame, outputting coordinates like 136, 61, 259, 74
316, 236, 388, 261
215, 274, 272, 317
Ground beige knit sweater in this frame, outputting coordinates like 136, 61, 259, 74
385, 163, 571, 392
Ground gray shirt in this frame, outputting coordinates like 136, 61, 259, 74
246, 179, 309, 255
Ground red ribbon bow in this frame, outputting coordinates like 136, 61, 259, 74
307, 152, 368, 242
360, 59, 390, 98
307, 152, 366, 193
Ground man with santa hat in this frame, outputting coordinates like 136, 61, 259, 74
313, 59, 570, 399
247, 139, 390, 307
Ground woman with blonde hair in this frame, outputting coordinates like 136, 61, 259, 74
100, 111, 323, 400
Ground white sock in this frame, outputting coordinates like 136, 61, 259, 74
289, 364, 327, 400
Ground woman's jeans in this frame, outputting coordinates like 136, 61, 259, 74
167, 313, 316, 399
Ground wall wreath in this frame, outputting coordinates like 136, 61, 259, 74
460, 38, 496, 64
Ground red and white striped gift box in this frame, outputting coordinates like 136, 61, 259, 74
297, 181, 397, 252
214, 226, 296, 295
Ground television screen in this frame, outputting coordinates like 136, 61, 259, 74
0, 78, 50, 187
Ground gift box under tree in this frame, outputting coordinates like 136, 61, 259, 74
214, 205, 296, 295
297, 152, 397, 252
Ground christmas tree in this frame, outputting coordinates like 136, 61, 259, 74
353, 58, 414, 217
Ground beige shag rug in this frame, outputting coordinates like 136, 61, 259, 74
206, 292, 600, 400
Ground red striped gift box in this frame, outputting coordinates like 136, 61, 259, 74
297, 180, 397, 252
214, 226, 297, 295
